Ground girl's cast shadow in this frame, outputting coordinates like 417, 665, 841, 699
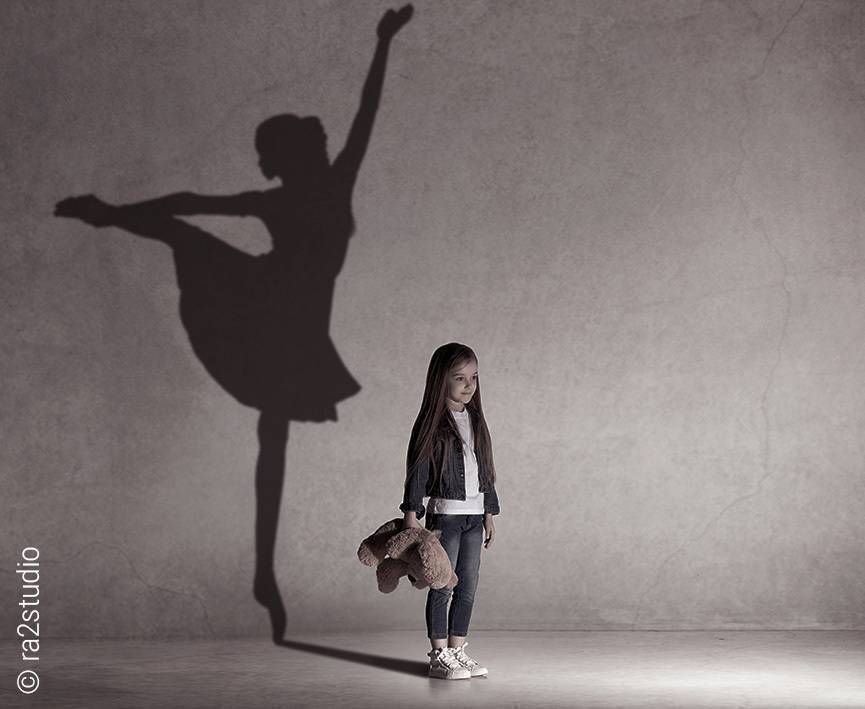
55, 4, 413, 642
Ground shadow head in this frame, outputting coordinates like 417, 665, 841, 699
255, 114, 329, 182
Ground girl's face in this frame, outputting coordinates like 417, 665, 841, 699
445, 359, 478, 411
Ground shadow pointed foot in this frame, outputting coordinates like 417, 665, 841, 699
254, 569, 287, 643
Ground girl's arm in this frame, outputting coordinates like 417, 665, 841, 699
400, 451, 430, 525
483, 482, 500, 516
483, 480, 498, 547
484, 514, 495, 549
333, 4, 413, 190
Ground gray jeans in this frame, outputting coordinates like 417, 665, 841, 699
424, 513, 484, 639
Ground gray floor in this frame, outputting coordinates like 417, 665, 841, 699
2, 631, 864, 708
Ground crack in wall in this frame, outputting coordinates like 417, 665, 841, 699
750, 0, 807, 83
630, 0, 805, 629
60, 540, 216, 637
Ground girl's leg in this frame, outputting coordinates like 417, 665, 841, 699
426, 583, 453, 648
425, 514, 461, 649
447, 514, 483, 644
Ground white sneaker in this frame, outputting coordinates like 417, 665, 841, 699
428, 647, 471, 680
452, 641, 488, 677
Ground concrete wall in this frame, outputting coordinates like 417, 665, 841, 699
3, 0, 864, 637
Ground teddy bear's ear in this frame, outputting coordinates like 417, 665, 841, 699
430, 528, 442, 539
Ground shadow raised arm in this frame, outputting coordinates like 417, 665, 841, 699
333, 5, 413, 187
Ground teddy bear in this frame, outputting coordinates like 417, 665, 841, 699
357, 517, 458, 593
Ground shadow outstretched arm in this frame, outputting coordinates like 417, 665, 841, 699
120, 191, 264, 217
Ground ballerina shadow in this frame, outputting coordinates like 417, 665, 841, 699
55, 5, 414, 642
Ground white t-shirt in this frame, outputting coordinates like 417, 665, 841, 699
428, 407, 485, 514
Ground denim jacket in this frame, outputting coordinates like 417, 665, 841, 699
399, 434, 500, 520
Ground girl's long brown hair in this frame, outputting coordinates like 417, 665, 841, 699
406, 343, 496, 490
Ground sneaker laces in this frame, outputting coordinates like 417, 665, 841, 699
433, 647, 464, 671
453, 641, 478, 667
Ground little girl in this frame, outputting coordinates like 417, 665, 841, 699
400, 342, 500, 680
